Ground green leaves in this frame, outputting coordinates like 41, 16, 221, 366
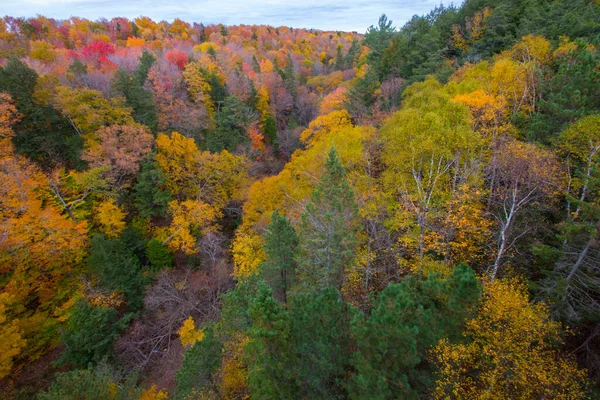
296, 147, 359, 292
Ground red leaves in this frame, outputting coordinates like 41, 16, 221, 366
81, 41, 115, 62
165, 49, 189, 70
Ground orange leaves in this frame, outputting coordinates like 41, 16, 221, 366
452, 89, 511, 138
247, 121, 265, 152
0, 93, 20, 157
126, 37, 145, 47
0, 155, 88, 365
319, 87, 348, 115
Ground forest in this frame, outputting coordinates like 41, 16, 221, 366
1, 0, 600, 398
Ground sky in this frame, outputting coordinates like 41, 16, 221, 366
1, 0, 448, 33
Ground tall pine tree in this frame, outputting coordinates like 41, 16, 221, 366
297, 147, 358, 292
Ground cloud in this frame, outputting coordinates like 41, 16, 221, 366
2, 0, 446, 32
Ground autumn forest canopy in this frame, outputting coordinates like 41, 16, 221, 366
1, 0, 600, 398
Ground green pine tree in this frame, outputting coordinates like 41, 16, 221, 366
260, 211, 299, 303
296, 147, 359, 292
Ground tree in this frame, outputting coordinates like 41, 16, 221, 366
112, 51, 158, 132
155, 131, 248, 206
53, 86, 134, 139
363, 14, 396, 81
0, 57, 82, 167
260, 211, 299, 303
381, 77, 482, 265
288, 288, 351, 399
433, 278, 588, 399
82, 123, 153, 188
175, 322, 223, 399
487, 138, 562, 279
0, 155, 87, 366
296, 147, 359, 292
95, 199, 126, 238
246, 282, 296, 399
164, 199, 220, 254
350, 265, 480, 399
132, 159, 172, 219
57, 300, 124, 368
206, 96, 256, 153
87, 235, 147, 311
39, 363, 142, 400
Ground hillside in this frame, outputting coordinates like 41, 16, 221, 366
1, 0, 600, 398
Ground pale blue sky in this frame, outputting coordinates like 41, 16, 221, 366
1, 0, 449, 32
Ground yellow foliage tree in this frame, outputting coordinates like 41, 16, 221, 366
179, 316, 205, 347
95, 199, 126, 238
433, 279, 588, 399
299, 109, 353, 147
139, 385, 169, 400
165, 200, 220, 254
0, 293, 27, 379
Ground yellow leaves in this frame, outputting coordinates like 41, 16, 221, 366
451, 8, 492, 52
179, 317, 205, 347
194, 42, 217, 53
139, 385, 169, 400
232, 232, 265, 278
510, 35, 552, 66
0, 293, 27, 379
255, 87, 271, 116
319, 51, 327, 64
452, 89, 512, 138
553, 36, 579, 60
29, 40, 56, 62
299, 109, 353, 147
155, 131, 201, 196
217, 333, 249, 400
95, 199, 126, 238
166, 200, 220, 254
155, 132, 249, 206
259, 59, 274, 74
558, 114, 600, 164
433, 279, 588, 399
182, 61, 216, 118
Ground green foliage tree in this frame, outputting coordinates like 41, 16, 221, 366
132, 159, 172, 219
260, 211, 298, 303
87, 235, 148, 311
246, 282, 296, 399
57, 301, 125, 368
0, 57, 82, 167
350, 265, 480, 399
289, 288, 351, 399
175, 322, 223, 399
39, 363, 141, 400
146, 238, 173, 271
206, 96, 253, 152
112, 53, 158, 132
296, 147, 359, 292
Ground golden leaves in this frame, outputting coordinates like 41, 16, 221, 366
179, 316, 205, 347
